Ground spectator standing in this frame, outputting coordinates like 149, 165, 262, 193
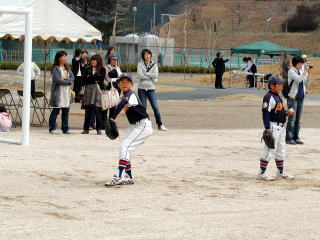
104, 54, 122, 118
49, 51, 74, 134
17, 61, 41, 99
72, 48, 85, 103
212, 52, 229, 89
286, 56, 312, 145
137, 49, 167, 131
81, 55, 106, 135
106, 47, 116, 64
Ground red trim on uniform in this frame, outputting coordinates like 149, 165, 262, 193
125, 164, 131, 169
119, 160, 129, 166
260, 161, 269, 166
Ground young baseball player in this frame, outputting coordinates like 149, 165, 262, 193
105, 74, 153, 186
258, 75, 295, 181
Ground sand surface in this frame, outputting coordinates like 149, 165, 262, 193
1, 129, 320, 240
1, 97, 320, 239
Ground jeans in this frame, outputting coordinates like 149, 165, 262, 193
49, 108, 70, 133
138, 89, 163, 127
286, 98, 304, 141
84, 107, 103, 131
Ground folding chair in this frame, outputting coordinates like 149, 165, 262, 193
17, 90, 51, 126
32, 91, 52, 126
0, 88, 22, 126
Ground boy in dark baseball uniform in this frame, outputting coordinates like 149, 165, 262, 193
105, 74, 153, 186
258, 75, 295, 181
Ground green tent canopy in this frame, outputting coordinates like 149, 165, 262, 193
231, 41, 301, 56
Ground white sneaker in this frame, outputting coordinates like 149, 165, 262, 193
277, 172, 295, 180
104, 175, 126, 187
257, 174, 275, 181
49, 130, 59, 134
158, 125, 168, 131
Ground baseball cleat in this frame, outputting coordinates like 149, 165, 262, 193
158, 125, 168, 131
277, 172, 295, 180
104, 175, 126, 187
124, 178, 134, 185
257, 174, 275, 181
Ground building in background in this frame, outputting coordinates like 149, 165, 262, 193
110, 34, 175, 66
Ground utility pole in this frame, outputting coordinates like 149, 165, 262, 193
284, 5, 288, 33
183, 3, 187, 80
264, 8, 271, 40
153, 3, 156, 31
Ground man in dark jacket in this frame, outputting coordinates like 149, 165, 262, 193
212, 52, 229, 89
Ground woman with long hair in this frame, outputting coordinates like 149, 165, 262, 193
81, 55, 106, 135
137, 48, 167, 131
105, 47, 116, 64
49, 51, 74, 134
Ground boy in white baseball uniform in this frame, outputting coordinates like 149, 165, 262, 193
258, 75, 295, 181
105, 74, 153, 186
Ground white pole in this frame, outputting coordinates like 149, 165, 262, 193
21, 10, 33, 146
0, 7, 32, 145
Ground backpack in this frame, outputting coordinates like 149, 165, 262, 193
250, 64, 257, 74
282, 79, 294, 99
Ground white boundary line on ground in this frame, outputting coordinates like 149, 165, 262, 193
0, 6, 32, 146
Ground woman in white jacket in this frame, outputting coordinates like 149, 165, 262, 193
137, 49, 167, 131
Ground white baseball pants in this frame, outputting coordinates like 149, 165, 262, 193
120, 119, 153, 161
261, 122, 286, 162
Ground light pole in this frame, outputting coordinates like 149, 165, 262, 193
132, 6, 137, 64
264, 8, 271, 40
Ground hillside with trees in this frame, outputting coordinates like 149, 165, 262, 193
158, 0, 320, 53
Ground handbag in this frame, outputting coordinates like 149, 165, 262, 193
100, 83, 120, 110
0, 112, 12, 131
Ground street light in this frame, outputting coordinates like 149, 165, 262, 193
133, 6, 137, 34
132, 6, 137, 65
264, 17, 272, 40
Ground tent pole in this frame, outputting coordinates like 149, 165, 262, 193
43, 41, 48, 94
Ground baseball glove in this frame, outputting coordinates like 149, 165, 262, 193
262, 129, 275, 149
105, 119, 119, 140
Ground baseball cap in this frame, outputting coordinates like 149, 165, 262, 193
268, 75, 284, 85
117, 74, 133, 83
301, 54, 307, 59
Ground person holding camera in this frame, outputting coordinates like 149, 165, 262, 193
286, 56, 312, 145
104, 54, 122, 118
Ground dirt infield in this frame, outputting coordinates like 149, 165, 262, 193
1, 126, 320, 239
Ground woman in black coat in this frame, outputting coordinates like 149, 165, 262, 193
81, 55, 106, 135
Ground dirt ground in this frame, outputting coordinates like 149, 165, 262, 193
1, 124, 320, 239
1, 72, 320, 239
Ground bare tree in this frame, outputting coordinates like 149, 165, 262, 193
223, 0, 246, 32
188, 7, 202, 28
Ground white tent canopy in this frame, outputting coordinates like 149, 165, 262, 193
143, 34, 159, 39
125, 34, 139, 38
0, 0, 102, 42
